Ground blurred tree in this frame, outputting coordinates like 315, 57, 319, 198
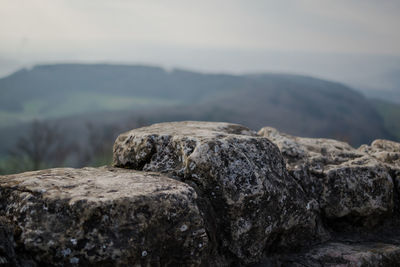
0, 117, 151, 175
78, 122, 121, 167
8, 120, 76, 171
78, 117, 149, 167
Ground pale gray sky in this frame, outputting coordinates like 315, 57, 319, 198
0, 0, 400, 90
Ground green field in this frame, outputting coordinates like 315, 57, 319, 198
0, 92, 178, 128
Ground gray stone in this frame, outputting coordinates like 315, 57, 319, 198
0, 167, 207, 266
359, 139, 400, 214
113, 121, 325, 264
359, 139, 400, 176
258, 127, 394, 225
0, 216, 19, 266
260, 241, 400, 267
4, 122, 400, 266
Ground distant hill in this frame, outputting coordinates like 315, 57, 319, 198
0, 64, 395, 158
0, 64, 267, 127
370, 99, 400, 140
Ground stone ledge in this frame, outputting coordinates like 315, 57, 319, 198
0, 167, 207, 266
1, 121, 400, 266
113, 121, 326, 264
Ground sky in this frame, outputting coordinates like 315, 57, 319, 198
1, 0, 400, 90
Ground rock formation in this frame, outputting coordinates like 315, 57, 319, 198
259, 127, 394, 227
113, 122, 327, 264
1, 121, 400, 266
0, 167, 207, 266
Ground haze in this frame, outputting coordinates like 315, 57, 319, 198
1, 0, 400, 91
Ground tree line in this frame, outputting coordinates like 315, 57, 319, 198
0, 118, 147, 175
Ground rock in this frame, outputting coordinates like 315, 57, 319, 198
359, 139, 400, 176
0, 217, 18, 266
361, 139, 400, 154
258, 127, 394, 226
113, 121, 325, 264
359, 139, 400, 216
0, 167, 207, 266
3, 121, 400, 266
260, 241, 400, 267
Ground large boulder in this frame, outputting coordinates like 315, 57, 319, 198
258, 127, 394, 226
2, 121, 400, 266
0, 167, 208, 266
113, 121, 325, 264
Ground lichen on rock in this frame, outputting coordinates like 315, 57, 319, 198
258, 127, 394, 226
113, 121, 325, 264
264, 240, 400, 267
359, 139, 400, 187
0, 167, 207, 266
2, 121, 400, 266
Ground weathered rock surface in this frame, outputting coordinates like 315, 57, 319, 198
259, 127, 394, 226
113, 121, 325, 264
2, 121, 400, 266
0, 167, 207, 266
359, 139, 400, 189
260, 241, 400, 267
0, 217, 19, 266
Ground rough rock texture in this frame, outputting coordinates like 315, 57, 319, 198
0, 217, 18, 266
260, 241, 400, 267
359, 139, 400, 191
113, 121, 325, 264
0, 167, 207, 266
2, 121, 400, 266
258, 127, 394, 226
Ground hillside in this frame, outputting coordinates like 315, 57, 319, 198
0, 64, 252, 126
371, 99, 400, 140
0, 64, 396, 170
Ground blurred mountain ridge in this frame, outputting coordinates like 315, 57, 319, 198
0, 63, 398, 161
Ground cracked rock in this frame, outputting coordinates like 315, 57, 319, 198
259, 127, 394, 226
113, 121, 325, 264
0, 167, 207, 266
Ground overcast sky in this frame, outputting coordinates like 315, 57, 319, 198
0, 0, 400, 89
